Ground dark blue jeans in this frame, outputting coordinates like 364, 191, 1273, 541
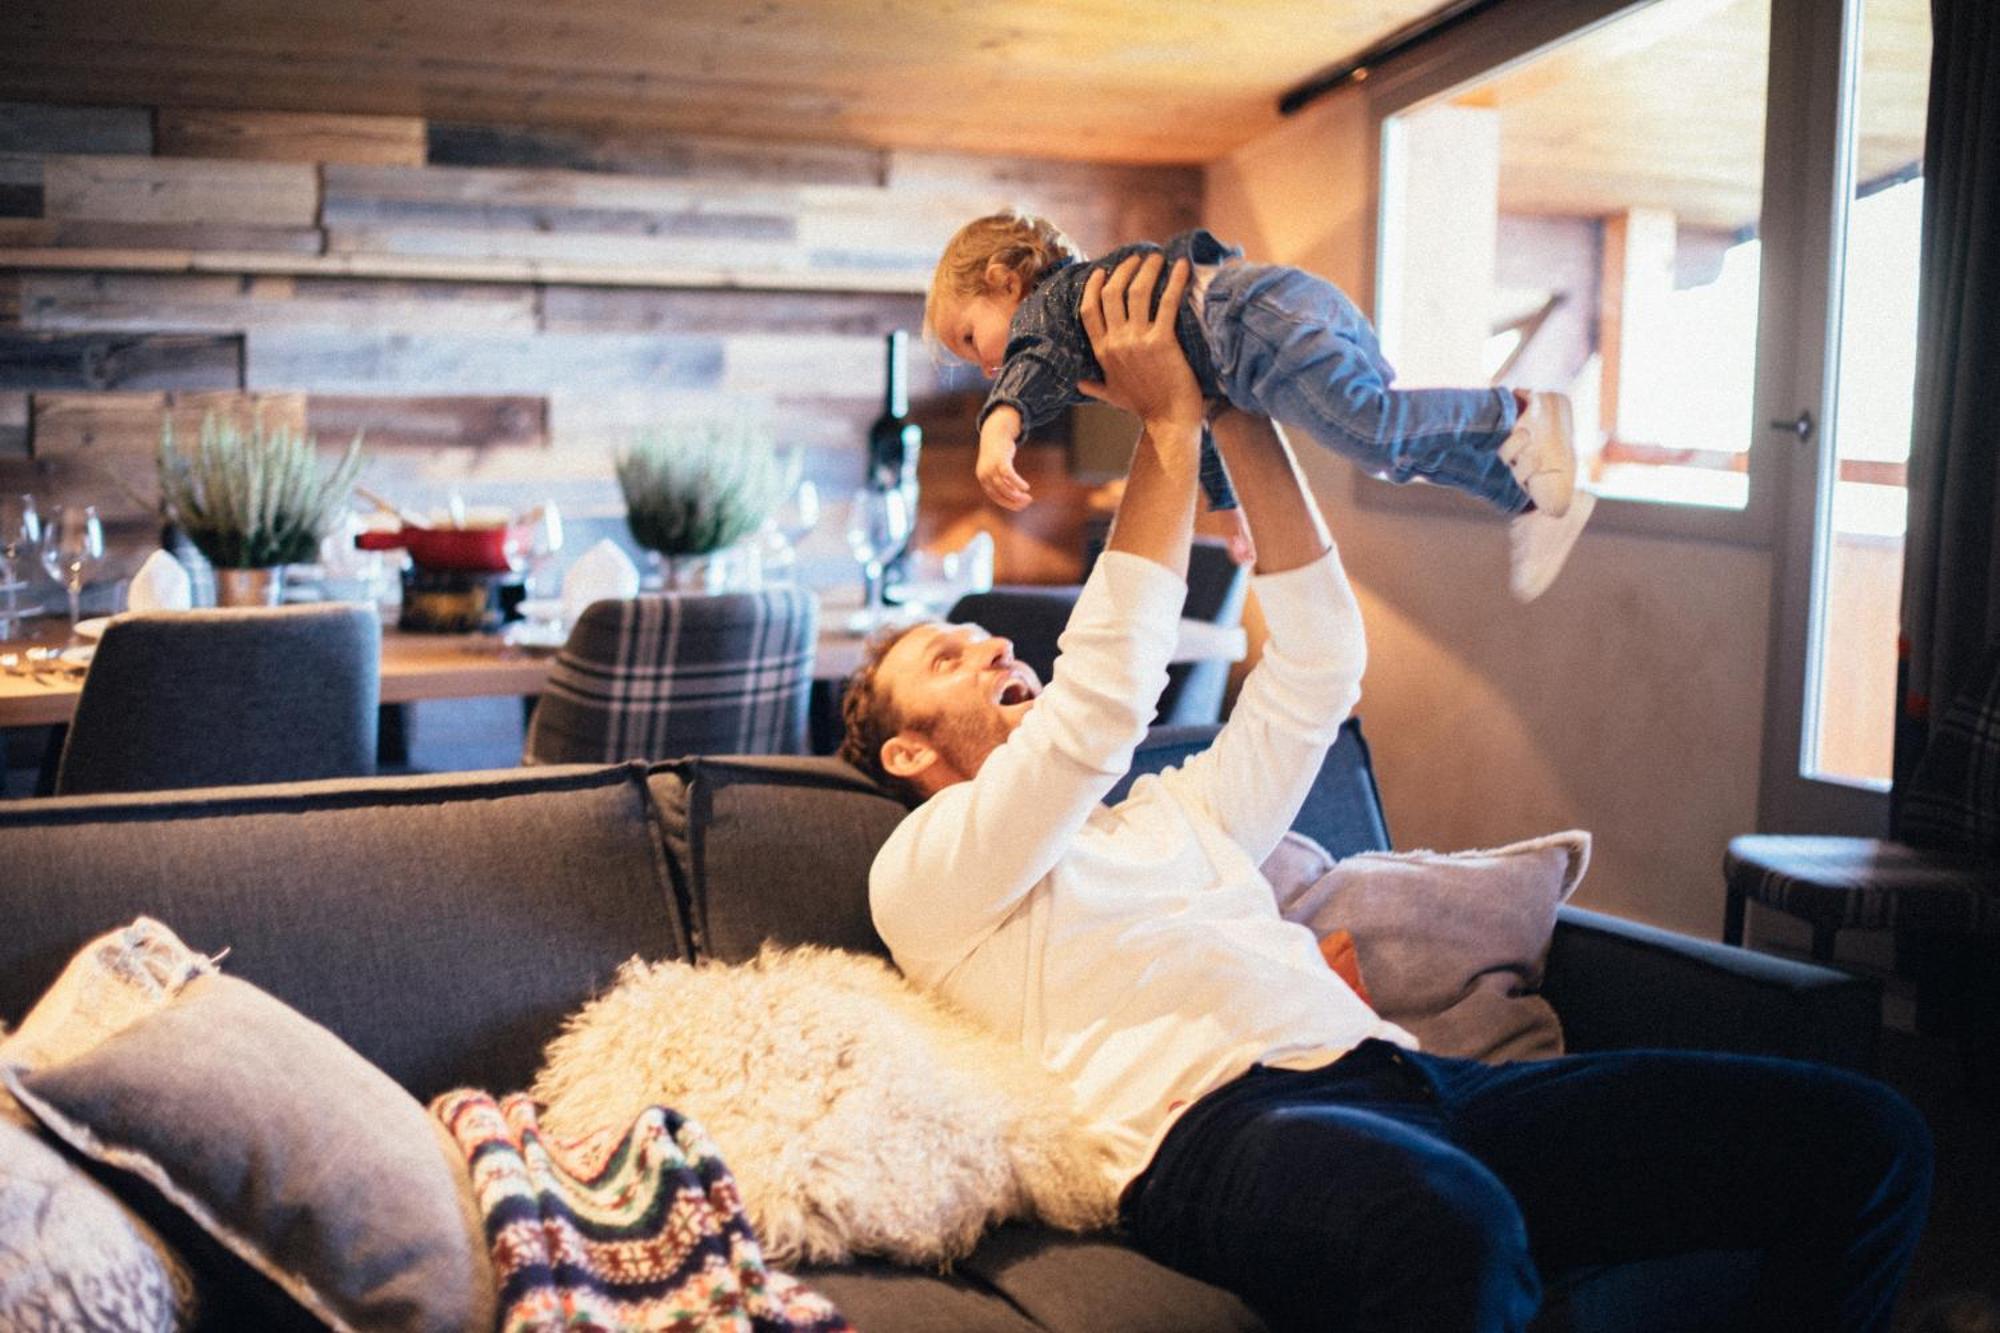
1119, 1040, 1932, 1333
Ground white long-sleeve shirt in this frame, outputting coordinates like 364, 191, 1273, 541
869, 547, 1415, 1190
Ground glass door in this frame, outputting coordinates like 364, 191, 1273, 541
1758, 0, 1931, 833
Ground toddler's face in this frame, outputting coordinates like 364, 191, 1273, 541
937, 286, 1021, 379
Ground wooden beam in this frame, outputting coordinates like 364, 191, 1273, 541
41, 154, 320, 227
0, 331, 243, 391
155, 109, 426, 166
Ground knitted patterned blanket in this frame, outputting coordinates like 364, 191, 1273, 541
433, 1091, 852, 1333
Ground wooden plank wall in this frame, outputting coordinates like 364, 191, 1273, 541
0, 100, 1202, 588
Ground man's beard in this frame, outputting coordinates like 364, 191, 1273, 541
913, 702, 1014, 781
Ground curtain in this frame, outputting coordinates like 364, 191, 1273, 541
1894, 0, 2000, 815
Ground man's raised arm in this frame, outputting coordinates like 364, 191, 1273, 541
1156, 410, 1368, 865
868, 255, 1209, 974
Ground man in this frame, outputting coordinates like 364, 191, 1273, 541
839, 253, 1931, 1331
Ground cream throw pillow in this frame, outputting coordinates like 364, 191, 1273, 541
532, 945, 1119, 1268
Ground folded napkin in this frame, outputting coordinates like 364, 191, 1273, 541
560, 539, 639, 624
126, 549, 193, 613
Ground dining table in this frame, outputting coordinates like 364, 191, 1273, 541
0, 604, 1249, 732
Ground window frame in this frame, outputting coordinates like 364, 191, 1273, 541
1345, 0, 1803, 550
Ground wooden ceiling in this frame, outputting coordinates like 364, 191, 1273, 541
0, 0, 1446, 166
1459, 0, 1930, 233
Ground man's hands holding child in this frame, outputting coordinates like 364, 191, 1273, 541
1077, 254, 1204, 443
971, 253, 1203, 513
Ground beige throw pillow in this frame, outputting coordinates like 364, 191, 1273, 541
1263, 831, 1592, 1063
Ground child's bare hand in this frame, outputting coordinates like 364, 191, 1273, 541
976, 423, 1032, 511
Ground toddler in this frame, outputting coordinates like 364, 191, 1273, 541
926, 211, 1595, 600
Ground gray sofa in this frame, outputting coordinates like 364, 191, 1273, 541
0, 720, 1880, 1331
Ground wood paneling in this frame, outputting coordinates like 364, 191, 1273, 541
0, 102, 151, 155
25, 389, 307, 523
0, 155, 42, 218
0, 392, 26, 456
0, 331, 242, 390
156, 109, 425, 165
305, 394, 546, 454
0, 218, 323, 254
41, 154, 319, 227
539, 286, 920, 338
427, 122, 884, 186
245, 330, 725, 395
17, 272, 541, 334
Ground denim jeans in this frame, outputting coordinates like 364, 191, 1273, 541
1202, 263, 1532, 515
1119, 1040, 1933, 1333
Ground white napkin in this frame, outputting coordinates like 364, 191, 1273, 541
126, 549, 192, 613
560, 539, 640, 624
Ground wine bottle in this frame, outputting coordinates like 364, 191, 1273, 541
867, 329, 922, 590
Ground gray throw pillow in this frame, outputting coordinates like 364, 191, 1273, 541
4, 974, 496, 1333
1265, 831, 1592, 1063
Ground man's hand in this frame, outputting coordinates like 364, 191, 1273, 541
975, 408, 1032, 511
1076, 254, 1205, 444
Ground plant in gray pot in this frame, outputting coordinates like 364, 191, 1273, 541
157, 413, 364, 607
616, 415, 787, 592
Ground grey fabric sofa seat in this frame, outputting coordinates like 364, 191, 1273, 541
0, 720, 1881, 1331
524, 588, 818, 764
54, 603, 380, 796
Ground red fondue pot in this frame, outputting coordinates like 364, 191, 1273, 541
355, 523, 518, 573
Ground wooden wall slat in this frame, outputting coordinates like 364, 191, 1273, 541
0, 332, 243, 391
0, 392, 26, 456
426, 122, 886, 187
0, 102, 152, 156
324, 162, 802, 213
0, 217, 325, 254
321, 225, 806, 273
246, 330, 726, 395
42, 155, 320, 227
155, 109, 426, 166
539, 286, 920, 337
305, 395, 547, 453
0, 154, 42, 218
28, 390, 309, 525
18, 271, 541, 334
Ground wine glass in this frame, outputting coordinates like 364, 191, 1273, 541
39, 505, 104, 644
760, 463, 822, 590
844, 485, 910, 634
0, 494, 41, 638
521, 500, 565, 598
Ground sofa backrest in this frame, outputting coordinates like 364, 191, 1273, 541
657, 717, 1393, 969
0, 762, 686, 1099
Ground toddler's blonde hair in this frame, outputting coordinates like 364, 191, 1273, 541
924, 210, 1082, 350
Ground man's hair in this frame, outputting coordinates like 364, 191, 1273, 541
837, 620, 934, 806
924, 210, 1082, 352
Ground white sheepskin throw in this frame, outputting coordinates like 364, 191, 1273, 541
531, 944, 1119, 1268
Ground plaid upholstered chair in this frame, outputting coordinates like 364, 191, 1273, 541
523, 589, 818, 765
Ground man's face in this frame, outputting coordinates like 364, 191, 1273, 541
876, 621, 1042, 793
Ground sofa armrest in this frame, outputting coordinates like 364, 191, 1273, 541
1542, 906, 1881, 1073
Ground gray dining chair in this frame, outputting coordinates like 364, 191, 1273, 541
949, 537, 1249, 726
54, 604, 381, 796
523, 588, 819, 765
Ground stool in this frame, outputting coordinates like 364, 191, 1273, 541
1723, 835, 1999, 961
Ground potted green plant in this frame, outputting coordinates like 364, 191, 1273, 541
616, 415, 787, 592
157, 413, 364, 607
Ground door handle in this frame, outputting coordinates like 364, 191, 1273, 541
1768, 410, 1814, 442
